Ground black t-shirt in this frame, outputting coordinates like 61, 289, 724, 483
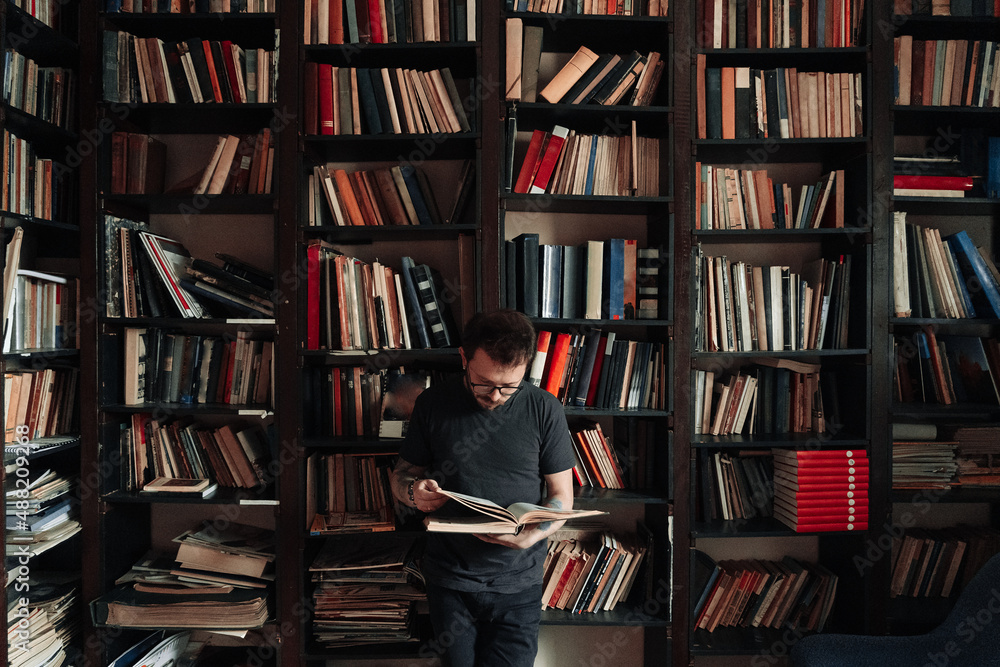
398, 377, 576, 593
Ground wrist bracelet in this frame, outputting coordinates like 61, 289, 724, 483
407, 479, 417, 504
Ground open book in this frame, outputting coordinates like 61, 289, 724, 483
423, 489, 607, 534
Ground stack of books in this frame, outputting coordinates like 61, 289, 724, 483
540, 529, 648, 613
952, 425, 1000, 487
309, 534, 425, 648
2, 368, 79, 442
303, 0, 476, 44
693, 554, 838, 633
1, 131, 76, 222
5, 469, 81, 557
697, 0, 866, 48
1, 51, 75, 129
893, 37, 1000, 108
107, 0, 275, 11
892, 441, 959, 489
772, 448, 869, 532
6, 574, 79, 667
568, 422, 626, 489
92, 523, 273, 629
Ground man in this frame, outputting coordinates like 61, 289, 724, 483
390, 309, 576, 667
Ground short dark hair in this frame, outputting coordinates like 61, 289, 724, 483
461, 309, 536, 368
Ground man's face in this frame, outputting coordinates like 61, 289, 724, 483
460, 348, 527, 411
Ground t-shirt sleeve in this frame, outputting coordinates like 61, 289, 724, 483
538, 393, 577, 475
396, 391, 433, 467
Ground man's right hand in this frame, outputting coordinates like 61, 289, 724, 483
412, 477, 449, 513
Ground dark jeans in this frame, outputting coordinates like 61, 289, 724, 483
424, 582, 544, 667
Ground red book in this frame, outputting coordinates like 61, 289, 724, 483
773, 461, 870, 474
367, 0, 384, 43
771, 453, 869, 467
546, 554, 579, 608
330, 0, 345, 44
528, 330, 552, 387
332, 368, 343, 436
542, 333, 572, 397
777, 503, 869, 519
893, 175, 975, 190
219, 341, 237, 404
306, 240, 323, 349
318, 64, 334, 135
771, 448, 866, 460
514, 130, 548, 194
201, 40, 223, 103
529, 125, 569, 194
220, 41, 243, 103
584, 335, 609, 406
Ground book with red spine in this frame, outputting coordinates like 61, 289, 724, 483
513, 130, 548, 194
542, 333, 572, 397
318, 64, 334, 135
529, 125, 569, 194
893, 175, 974, 190
220, 40, 243, 103
528, 330, 552, 387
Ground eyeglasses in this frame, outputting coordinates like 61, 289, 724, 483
465, 367, 522, 397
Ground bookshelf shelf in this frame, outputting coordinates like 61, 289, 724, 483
98, 11, 279, 42
890, 403, 1000, 420
690, 516, 860, 538
302, 224, 478, 241
99, 402, 274, 416
892, 196, 1000, 215
891, 488, 1000, 504
693, 227, 870, 240
97, 103, 281, 133
298, 437, 402, 453
100, 316, 276, 328
302, 133, 480, 160
539, 607, 671, 627
691, 626, 821, 655
3, 348, 80, 359
100, 194, 277, 215
691, 434, 869, 448
573, 487, 670, 505
0, 102, 78, 145
299, 348, 461, 361
691, 348, 870, 359
562, 407, 670, 418
0, 212, 79, 231
502, 193, 674, 215
102, 488, 276, 504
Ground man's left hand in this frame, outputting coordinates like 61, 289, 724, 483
473, 524, 546, 550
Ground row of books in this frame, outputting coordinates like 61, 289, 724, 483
569, 421, 627, 489
505, 0, 668, 15
892, 218, 1000, 319
694, 361, 838, 436
123, 328, 273, 407
890, 526, 1000, 599
950, 425, 1000, 486
895, 142, 1000, 199
529, 330, 668, 411
694, 250, 853, 352
698, 450, 774, 522
306, 242, 458, 350
303, 0, 477, 44
94, 522, 273, 628
7, 0, 63, 29
3, 269, 78, 354
120, 414, 271, 492
110, 131, 274, 196
697, 61, 864, 139
507, 235, 663, 320
106, 0, 275, 12
893, 38, 1000, 108
304, 64, 471, 136
106, 217, 276, 319
309, 534, 424, 648
693, 553, 838, 633
1, 50, 75, 130
695, 165, 846, 230
306, 453, 396, 534
771, 448, 869, 533
541, 530, 649, 613
3, 368, 78, 444
102, 31, 279, 104
305, 366, 420, 438
505, 34, 663, 108
697, 0, 866, 49
2, 130, 75, 223
894, 331, 1000, 406
512, 124, 660, 197
895, 0, 1000, 15
306, 161, 473, 227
